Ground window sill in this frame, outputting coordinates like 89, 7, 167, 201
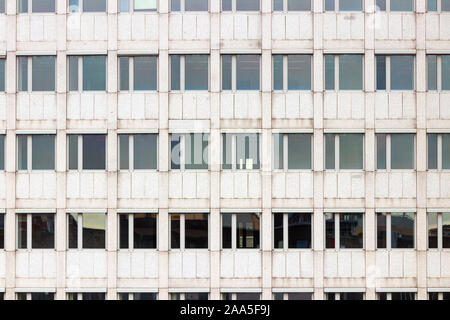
16, 248, 56, 251
119, 169, 158, 172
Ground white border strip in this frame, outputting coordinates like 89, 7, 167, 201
116, 208, 158, 213
66, 129, 107, 134
323, 208, 365, 213
271, 49, 313, 54
375, 128, 417, 133
427, 129, 450, 134
65, 288, 107, 293
0, 130, 6, 135
66, 51, 107, 56
220, 49, 262, 54
117, 50, 159, 56
220, 288, 262, 293
271, 129, 313, 134
116, 288, 159, 293
428, 288, 450, 292
426, 50, 450, 55
272, 208, 312, 213
376, 288, 417, 293
0, 209, 5, 214
168, 288, 211, 293
221, 129, 262, 134
374, 49, 417, 55
427, 208, 450, 213
15, 208, 56, 214
16, 51, 56, 56
168, 208, 210, 213
323, 49, 365, 54
66, 209, 107, 214
272, 288, 314, 293
117, 129, 159, 134
324, 129, 365, 133
15, 288, 56, 293
168, 128, 211, 133
0, 51, 5, 57
324, 288, 366, 293
375, 208, 417, 213
15, 129, 56, 135
221, 209, 262, 213
168, 49, 210, 55
0, 288, 4, 292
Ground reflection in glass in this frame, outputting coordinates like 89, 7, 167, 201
32, 214, 54, 249
82, 213, 106, 249
236, 213, 260, 249
340, 213, 363, 248
82, 134, 106, 170
134, 213, 157, 248
391, 212, 415, 248
377, 213, 387, 249
185, 214, 208, 248
428, 212, 438, 249
288, 213, 311, 248
236, 134, 260, 169
390, 134, 414, 169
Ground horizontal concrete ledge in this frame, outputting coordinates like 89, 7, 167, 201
16, 208, 56, 213
116, 208, 159, 213
66, 209, 107, 213
376, 288, 418, 293
15, 288, 56, 293
168, 208, 210, 213
272, 288, 314, 293
375, 208, 417, 212
324, 288, 365, 293
116, 288, 158, 293
323, 208, 365, 213
65, 288, 107, 293
220, 288, 262, 293
117, 50, 159, 56
168, 288, 210, 293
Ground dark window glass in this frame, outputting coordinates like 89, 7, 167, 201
340, 213, 363, 248
443, 213, 450, 248
236, 0, 260, 11
82, 293, 106, 300
390, 55, 414, 90
222, 213, 232, 248
325, 0, 335, 10
339, 55, 363, 90
0, 214, 3, 249
185, 293, 209, 300
185, 55, 208, 90
222, 55, 232, 90
134, 293, 157, 300
236, 133, 260, 170
134, 213, 157, 248
237, 213, 260, 249
326, 293, 336, 300
17, 293, 27, 300
273, 292, 283, 300
82, 135, 106, 170
222, 0, 232, 11
134, 134, 158, 170
82, 213, 106, 249
222, 133, 232, 169
427, 55, 437, 90
288, 0, 311, 10
134, 56, 157, 90
443, 134, 450, 169
171, 0, 181, 11
428, 212, 438, 249
376, 134, 387, 169
185, 214, 208, 249
340, 292, 363, 300
0, 0, 4, 13
378, 292, 387, 300
376, 55, 386, 90
391, 134, 414, 169
18, 0, 28, 13
31, 293, 54, 300
377, 213, 387, 249
236, 293, 260, 300
68, 135, 78, 170
83, 56, 106, 91
428, 134, 438, 169
0, 59, 5, 91
288, 293, 312, 300
288, 55, 311, 90
443, 0, 450, 11
83, 0, 106, 12
32, 56, 55, 91
392, 292, 415, 300
32, 214, 54, 249
69, 56, 79, 91
0, 135, 4, 170
170, 214, 180, 249
325, 213, 335, 248
273, 55, 283, 90
32, 0, 55, 12
119, 214, 129, 249
68, 213, 78, 249
32, 135, 55, 170
119, 57, 129, 91
18, 57, 28, 92
429, 292, 439, 300
119, 134, 129, 170
236, 55, 260, 90
428, 0, 437, 11
339, 133, 363, 169
185, 0, 208, 11
339, 0, 362, 11
170, 134, 181, 169
170, 55, 180, 90
444, 292, 450, 300
17, 135, 28, 170
390, 0, 414, 11
288, 213, 311, 248
273, 214, 283, 248
18, 214, 27, 249
444, 55, 450, 90
325, 133, 335, 169
391, 212, 415, 249
324, 55, 335, 90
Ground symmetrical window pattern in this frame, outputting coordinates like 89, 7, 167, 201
325, 212, 364, 249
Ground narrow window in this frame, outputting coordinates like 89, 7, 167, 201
339, 55, 363, 90
390, 134, 414, 169
339, 213, 363, 248
0, 58, 5, 92
82, 134, 106, 170
83, 56, 106, 91
324, 55, 335, 90
427, 55, 437, 90
236, 55, 260, 90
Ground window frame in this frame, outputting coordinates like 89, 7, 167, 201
375, 55, 415, 91
324, 0, 364, 12
272, 55, 313, 91
16, 292, 55, 300
377, 292, 416, 300
324, 212, 365, 250
427, 211, 450, 250
272, 212, 313, 249
118, 212, 158, 250
16, 212, 56, 250
67, 55, 107, 92
170, 55, 210, 92
17, 56, 56, 92
119, 0, 158, 12
221, 132, 261, 170
427, 0, 450, 12
221, 54, 261, 91
427, 133, 449, 170
118, 56, 158, 91
222, 0, 261, 11
67, 292, 106, 300
68, 0, 107, 13
222, 292, 261, 300
170, 133, 210, 170
16, 134, 56, 171
376, 0, 415, 11
221, 212, 261, 250
67, 134, 107, 171
18, 0, 56, 13
272, 292, 314, 300
427, 55, 450, 91
326, 292, 365, 300
67, 212, 107, 250
169, 212, 210, 250
118, 292, 158, 300
376, 133, 416, 170
170, 292, 210, 300
118, 133, 158, 171
170, 0, 210, 12
324, 54, 364, 91
324, 133, 365, 170
0, 57, 5, 92
376, 211, 416, 250
272, 132, 313, 171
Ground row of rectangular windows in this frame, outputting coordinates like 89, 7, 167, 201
3, 0, 450, 14
0, 132, 447, 171
1, 54, 449, 92
0, 211, 449, 250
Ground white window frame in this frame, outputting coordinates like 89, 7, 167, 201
376, 133, 416, 171
376, 55, 415, 91
376, 0, 415, 11
324, 212, 365, 250
170, 0, 210, 12
427, 211, 449, 250
427, 55, 448, 91
117, 212, 158, 250
67, 134, 107, 171
119, 0, 158, 12
16, 212, 56, 250
376, 211, 416, 250
66, 212, 107, 250
170, 133, 209, 171
67, 56, 107, 92
170, 55, 210, 92
272, 133, 313, 171
16, 134, 56, 172
427, 133, 448, 170
222, 0, 261, 11
169, 212, 210, 250
17, 56, 56, 93
324, 133, 364, 171
222, 212, 261, 250
272, 212, 313, 250
221, 54, 261, 91
68, 0, 107, 13
118, 133, 158, 171
272, 55, 313, 92
221, 132, 261, 171
325, 0, 363, 12
18, 0, 56, 13
118, 56, 158, 92
324, 54, 365, 91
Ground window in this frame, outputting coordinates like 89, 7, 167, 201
222, 133, 260, 170
68, 134, 106, 170
376, 0, 413, 11
0, 134, 5, 171
325, 133, 364, 170
273, 212, 312, 249
17, 213, 55, 249
0, 58, 5, 91
325, 213, 363, 249
428, 292, 450, 300
273, 133, 312, 170
0, 212, 4, 249
17, 134, 55, 171
273, 55, 312, 91
67, 293, 106, 300
170, 213, 208, 249
326, 292, 364, 300
170, 133, 209, 170
273, 292, 313, 300
222, 0, 260, 11
119, 56, 157, 91
324, 54, 363, 90
222, 213, 260, 249
273, 0, 311, 10
428, 133, 450, 170
119, 0, 157, 12
17, 56, 55, 92
377, 292, 415, 300
377, 212, 415, 249
119, 134, 158, 170
68, 0, 106, 12
17, 292, 55, 300
68, 56, 106, 91
68, 212, 106, 249
119, 213, 157, 249
428, 0, 450, 11
171, 293, 209, 300
222, 55, 260, 90
118, 292, 157, 300
428, 212, 450, 249
18, 0, 55, 13
376, 133, 415, 170
325, 0, 363, 11
376, 55, 414, 90
427, 55, 450, 91
223, 293, 261, 300
0, 0, 4, 13
171, 0, 208, 11
170, 55, 209, 91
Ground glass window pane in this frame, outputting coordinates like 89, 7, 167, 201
82, 293, 105, 300
119, 214, 128, 249
324, 55, 335, 90
376, 55, 386, 90
273, 133, 283, 170
273, 55, 283, 90
31, 293, 54, 300
0, 135, 4, 171
170, 134, 181, 169
134, 134, 157, 169
236, 293, 260, 300
273, 292, 283, 300
236, 213, 260, 248
68, 135, 78, 170
82, 134, 106, 170
185, 55, 208, 90
134, 56, 157, 90
32, 214, 54, 249
69, 0, 79, 12
390, 134, 414, 169
236, 0, 260, 10
236, 55, 260, 90
376, 134, 386, 169
236, 133, 260, 169
325, 133, 335, 169
83, 0, 106, 12
69, 56, 79, 91
222, 0, 232, 10
443, 0, 450, 11
340, 293, 363, 300
134, 213, 157, 248
82, 213, 106, 248
340, 0, 362, 10
170, 55, 180, 90
377, 213, 387, 248
392, 293, 415, 300
119, 0, 129, 12
68, 213, 78, 249
119, 135, 129, 170
288, 55, 311, 90
185, 293, 209, 300
288, 134, 311, 169
390, 55, 414, 90
390, 0, 414, 11
288, 213, 311, 248
134, 0, 157, 11
0, 214, 3, 249
0, 59, 5, 91
443, 134, 450, 169
17, 135, 28, 170
427, 0, 437, 11
18, 57, 28, 92
442, 55, 450, 90
289, 293, 312, 300
325, 213, 335, 248
288, 0, 311, 10
185, 133, 208, 169
391, 212, 415, 249
428, 133, 437, 169
427, 55, 437, 90
134, 293, 157, 300
222, 55, 232, 90
427, 212, 438, 249
222, 213, 232, 248
429, 292, 439, 300
170, 214, 180, 249
339, 133, 363, 169
339, 213, 363, 248
119, 57, 129, 91
325, 0, 335, 10
185, 0, 208, 11
443, 213, 450, 248
18, 0, 28, 13
18, 214, 27, 249
273, 213, 283, 248
32, 0, 55, 12
83, 56, 106, 91
185, 213, 208, 248
32, 135, 55, 170
0, 0, 4, 13
339, 55, 362, 90
32, 56, 55, 91
222, 133, 232, 169
171, 0, 181, 11
273, 0, 283, 11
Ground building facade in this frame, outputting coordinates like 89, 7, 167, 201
0, 0, 448, 300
